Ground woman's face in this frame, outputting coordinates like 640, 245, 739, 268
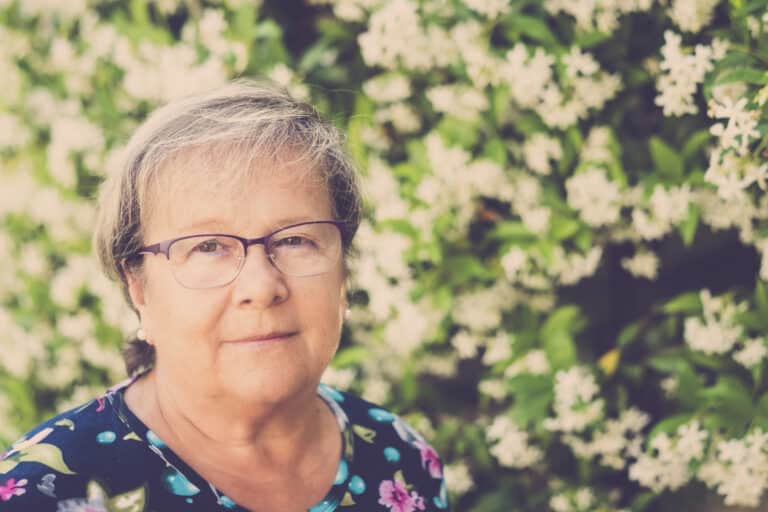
126, 158, 346, 406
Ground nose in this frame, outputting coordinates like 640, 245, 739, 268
230, 245, 288, 308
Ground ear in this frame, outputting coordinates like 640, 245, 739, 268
122, 259, 147, 313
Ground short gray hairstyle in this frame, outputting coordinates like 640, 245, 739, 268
93, 79, 362, 376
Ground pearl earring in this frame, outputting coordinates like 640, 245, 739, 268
136, 327, 147, 341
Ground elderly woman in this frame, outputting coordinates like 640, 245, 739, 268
0, 81, 448, 511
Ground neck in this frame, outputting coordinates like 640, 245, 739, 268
125, 369, 331, 472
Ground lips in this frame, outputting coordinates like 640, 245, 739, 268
225, 331, 297, 344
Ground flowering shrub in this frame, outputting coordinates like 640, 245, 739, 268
1, 0, 767, 510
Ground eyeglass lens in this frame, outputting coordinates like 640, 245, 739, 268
167, 222, 342, 289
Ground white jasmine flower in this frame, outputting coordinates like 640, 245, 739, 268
374, 102, 421, 133
358, 0, 434, 71
733, 338, 767, 368
417, 354, 457, 377
661, 376, 679, 397
57, 313, 94, 341
19, 0, 87, 19
566, 168, 621, 227
500, 44, 555, 109
551, 246, 603, 285
479, 379, 507, 401
462, 0, 510, 18
563, 47, 600, 78
321, 366, 357, 390
668, 0, 720, 32
18, 243, 48, 276
655, 31, 726, 116
384, 300, 442, 354
631, 208, 670, 240
47, 116, 104, 188
758, 239, 768, 282
486, 416, 543, 468
520, 207, 551, 235
505, 349, 551, 377
708, 97, 760, 157
362, 377, 390, 404
452, 283, 514, 332
363, 159, 408, 220
622, 249, 660, 279
523, 133, 562, 175
651, 184, 693, 224
501, 247, 527, 280
363, 73, 412, 103
426, 84, 488, 121
684, 290, 745, 355
698, 429, 768, 507
443, 462, 474, 496
482, 333, 513, 365
451, 21, 499, 87
564, 407, 649, 470
545, 366, 604, 433
581, 126, 614, 163
451, 330, 480, 359
628, 421, 708, 492
0, 114, 31, 149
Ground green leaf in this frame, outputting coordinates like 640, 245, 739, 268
490, 221, 537, 243
544, 331, 577, 370
574, 30, 612, 48
507, 15, 559, 47
232, 3, 258, 40
508, 374, 554, 426
541, 305, 583, 369
715, 67, 768, 85
661, 292, 701, 314
436, 117, 478, 148
755, 393, 768, 428
681, 130, 713, 162
617, 321, 642, 347
548, 215, 580, 241
700, 376, 754, 430
482, 138, 508, 166
649, 136, 683, 180
677, 203, 699, 246
647, 413, 694, 441
755, 280, 768, 317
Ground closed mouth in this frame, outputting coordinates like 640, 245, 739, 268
226, 332, 297, 343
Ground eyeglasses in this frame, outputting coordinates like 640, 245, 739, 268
133, 220, 345, 289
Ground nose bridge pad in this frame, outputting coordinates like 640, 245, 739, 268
242, 241, 279, 274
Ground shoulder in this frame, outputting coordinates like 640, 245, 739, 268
0, 393, 133, 510
319, 385, 450, 510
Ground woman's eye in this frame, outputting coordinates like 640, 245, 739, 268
275, 236, 313, 248
194, 240, 224, 253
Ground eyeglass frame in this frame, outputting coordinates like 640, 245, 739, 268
129, 220, 347, 288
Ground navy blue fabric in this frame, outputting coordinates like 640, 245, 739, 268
0, 381, 449, 511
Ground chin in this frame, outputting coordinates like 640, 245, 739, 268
224, 366, 317, 404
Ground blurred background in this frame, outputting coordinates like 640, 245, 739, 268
1, 0, 768, 510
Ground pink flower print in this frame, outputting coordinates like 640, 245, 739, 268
0, 478, 28, 501
416, 440, 443, 479
378, 479, 425, 512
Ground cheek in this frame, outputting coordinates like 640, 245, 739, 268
141, 268, 224, 348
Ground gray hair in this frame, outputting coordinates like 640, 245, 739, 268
93, 79, 362, 376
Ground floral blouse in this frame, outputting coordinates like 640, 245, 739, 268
0, 379, 449, 511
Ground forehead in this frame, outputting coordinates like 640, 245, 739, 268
143, 148, 332, 239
